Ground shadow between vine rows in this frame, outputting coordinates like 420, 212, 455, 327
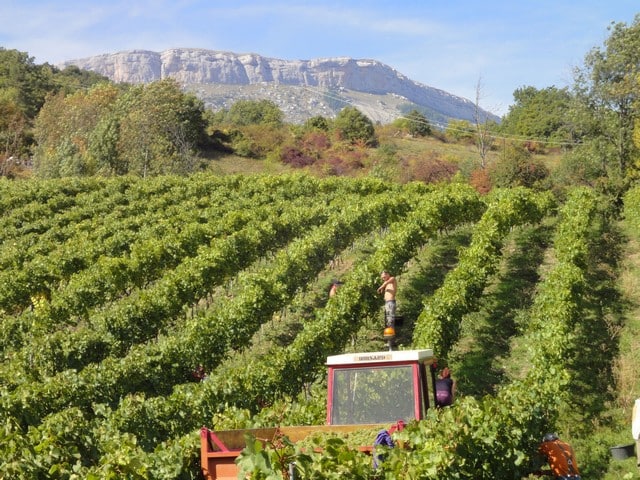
449, 222, 553, 397
392, 229, 473, 349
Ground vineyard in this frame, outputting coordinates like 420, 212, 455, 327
0, 173, 639, 479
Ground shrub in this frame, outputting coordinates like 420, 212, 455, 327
333, 107, 377, 146
402, 156, 458, 184
469, 167, 492, 194
488, 144, 549, 189
299, 132, 331, 156
280, 146, 316, 168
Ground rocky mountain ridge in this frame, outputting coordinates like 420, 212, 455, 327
60, 48, 499, 125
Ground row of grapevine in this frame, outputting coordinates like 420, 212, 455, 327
0, 179, 225, 311
0, 175, 614, 479
0, 176, 111, 236
0, 173, 331, 314
412, 187, 556, 356
0, 181, 482, 478
1, 197, 331, 382
377, 186, 602, 479
1, 174, 393, 367
220, 186, 601, 480
0, 173, 394, 300
0, 175, 190, 262
83, 183, 485, 453
1, 188, 412, 428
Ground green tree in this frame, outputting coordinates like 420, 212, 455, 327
551, 147, 606, 190
332, 106, 376, 146
226, 99, 284, 127
0, 49, 56, 162
0, 90, 28, 158
88, 114, 123, 175
488, 143, 549, 189
54, 65, 112, 95
116, 79, 207, 176
0, 48, 110, 168
572, 14, 640, 180
33, 83, 120, 177
303, 115, 330, 132
0, 49, 107, 122
228, 124, 290, 159
0, 48, 55, 119
445, 119, 474, 142
500, 86, 576, 143
405, 109, 431, 137
34, 78, 206, 177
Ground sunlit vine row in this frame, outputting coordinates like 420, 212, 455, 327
0, 180, 223, 312
0, 183, 444, 476
412, 187, 556, 356
221, 187, 600, 480
0, 176, 110, 241
375, 186, 601, 479
0, 178, 604, 480
0, 174, 307, 314
79, 183, 485, 452
0, 176, 184, 263
0, 174, 364, 358
1, 189, 409, 429
0, 196, 332, 383
1, 188, 336, 382
88, 183, 484, 478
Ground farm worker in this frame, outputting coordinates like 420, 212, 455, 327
632, 397, 640, 466
329, 279, 342, 298
373, 420, 405, 469
435, 367, 456, 407
192, 365, 208, 382
535, 433, 581, 479
377, 270, 397, 327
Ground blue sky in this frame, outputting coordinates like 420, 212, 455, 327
1, 1, 638, 116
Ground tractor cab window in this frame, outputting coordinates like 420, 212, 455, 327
330, 365, 415, 425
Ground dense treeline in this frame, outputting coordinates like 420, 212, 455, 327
34, 79, 209, 177
1, 14, 640, 196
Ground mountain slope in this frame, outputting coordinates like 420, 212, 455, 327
59, 48, 500, 125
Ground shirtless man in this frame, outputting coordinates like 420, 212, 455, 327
377, 270, 397, 327
329, 280, 342, 298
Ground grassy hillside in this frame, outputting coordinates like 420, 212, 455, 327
205, 127, 564, 187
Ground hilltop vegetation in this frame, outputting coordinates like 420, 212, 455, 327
0, 14, 638, 197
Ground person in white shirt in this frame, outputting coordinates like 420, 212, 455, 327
632, 398, 640, 467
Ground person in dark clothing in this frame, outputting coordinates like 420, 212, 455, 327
192, 365, 208, 382
435, 367, 456, 407
373, 421, 405, 469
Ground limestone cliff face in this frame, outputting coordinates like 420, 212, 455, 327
60, 48, 497, 124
